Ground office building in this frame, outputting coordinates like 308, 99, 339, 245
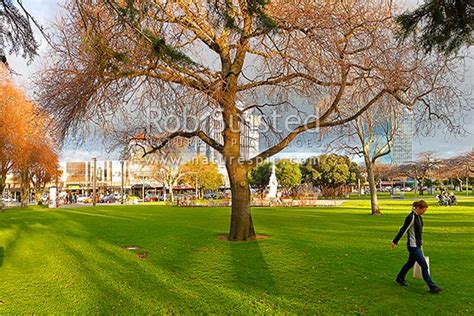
391, 108, 414, 164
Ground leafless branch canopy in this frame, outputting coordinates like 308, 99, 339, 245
36, 0, 469, 168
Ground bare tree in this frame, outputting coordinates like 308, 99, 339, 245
129, 135, 190, 203
438, 150, 474, 192
330, 104, 401, 215
37, 0, 467, 240
398, 151, 442, 196
373, 163, 399, 187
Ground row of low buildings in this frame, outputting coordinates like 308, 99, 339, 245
3, 159, 191, 201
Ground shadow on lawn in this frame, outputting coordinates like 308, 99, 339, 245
61, 238, 251, 312
0, 215, 60, 260
228, 240, 275, 292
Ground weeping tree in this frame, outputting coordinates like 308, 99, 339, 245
38, 0, 466, 240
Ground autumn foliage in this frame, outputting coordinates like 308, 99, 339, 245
0, 77, 59, 207
179, 156, 224, 198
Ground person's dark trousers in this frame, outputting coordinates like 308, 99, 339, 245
397, 247, 437, 289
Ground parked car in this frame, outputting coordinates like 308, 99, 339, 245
144, 194, 160, 202
216, 191, 230, 199
113, 193, 124, 199
79, 195, 99, 203
76, 194, 89, 203
128, 195, 141, 202
203, 192, 217, 199
100, 194, 117, 203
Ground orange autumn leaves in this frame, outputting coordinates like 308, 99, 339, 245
0, 77, 59, 206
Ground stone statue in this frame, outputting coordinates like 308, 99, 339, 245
267, 163, 278, 199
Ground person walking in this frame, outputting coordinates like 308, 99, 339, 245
390, 200, 442, 293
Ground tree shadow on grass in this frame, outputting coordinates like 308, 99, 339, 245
60, 238, 260, 313
61, 244, 132, 310
227, 240, 275, 293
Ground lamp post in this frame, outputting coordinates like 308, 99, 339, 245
361, 172, 367, 196
92, 158, 97, 206
195, 172, 199, 200
55, 173, 59, 208
357, 177, 361, 197
142, 176, 145, 201
121, 160, 125, 204
466, 163, 470, 197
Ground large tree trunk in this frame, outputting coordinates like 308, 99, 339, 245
366, 161, 381, 215
220, 85, 256, 241
227, 162, 256, 241
0, 179, 5, 195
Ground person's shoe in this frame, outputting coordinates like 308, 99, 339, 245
396, 278, 408, 286
429, 286, 443, 294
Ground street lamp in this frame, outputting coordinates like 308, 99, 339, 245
121, 160, 125, 204
142, 176, 146, 201
92, 158, 97, 206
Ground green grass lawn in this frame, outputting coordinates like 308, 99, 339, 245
0, 198, 473, 314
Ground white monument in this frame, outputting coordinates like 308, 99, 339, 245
48, 186, 58, 208
267, 163, 278, 199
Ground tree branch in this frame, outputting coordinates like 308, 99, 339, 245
143, 130, 223, 157
250, 90, 388, 165
237, 73, 346, 91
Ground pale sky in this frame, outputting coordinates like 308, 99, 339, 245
5, 0, 474, 162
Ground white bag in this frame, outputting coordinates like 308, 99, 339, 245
413, 256, 430, 279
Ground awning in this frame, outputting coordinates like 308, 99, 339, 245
66, 185, 81, 190
131, 184, 152, 189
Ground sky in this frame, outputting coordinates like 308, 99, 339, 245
5, 0, 474, 162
